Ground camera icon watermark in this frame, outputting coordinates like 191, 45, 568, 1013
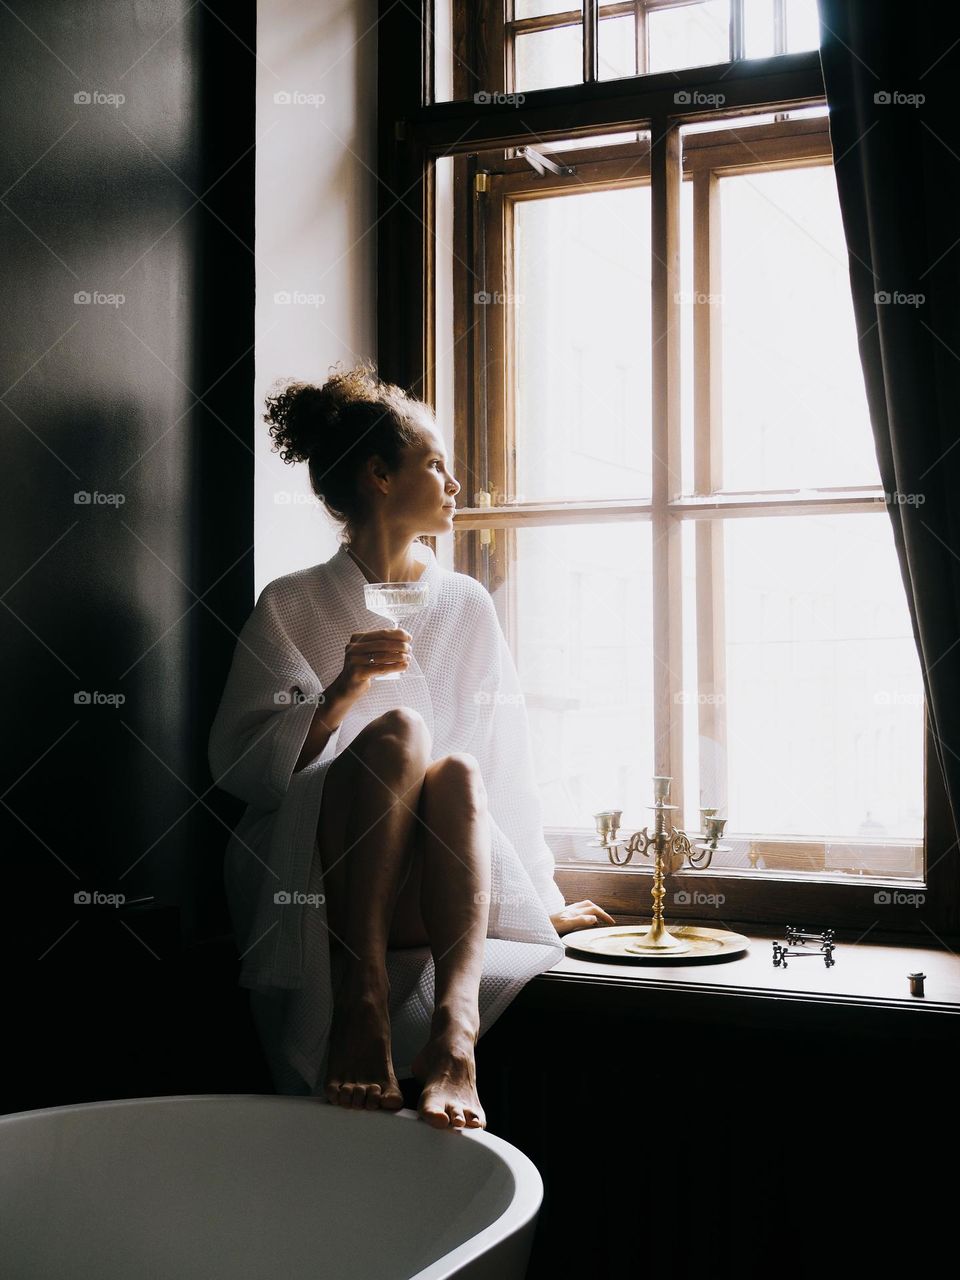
74, 690, 126, 707
874, 290, 924, 307
74, 90, 125, 108
473, 690, 525, 706
674, 90, 726, 106
874, 90, 925, 107
74, 490, 126, 506
473, 90, 526, 106
673, 889, 725, 906
273, 290, 325, 307
873, 889, 925, 907
273, 90, 326, 107
274, 688, 326, 706
274, 889, 326, 906
74, 890, 125, 907
74, 291, 125, 308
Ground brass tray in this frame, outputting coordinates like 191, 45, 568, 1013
561, 924, 750, 964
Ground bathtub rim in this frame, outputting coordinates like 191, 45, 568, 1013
0, 1092, 545, 1280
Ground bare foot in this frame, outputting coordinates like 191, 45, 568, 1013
323, 971, 404, 1112
410, 1016, 486, 1131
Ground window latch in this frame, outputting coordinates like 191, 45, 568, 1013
516, 145, 575, 177
477, 489, 495, 550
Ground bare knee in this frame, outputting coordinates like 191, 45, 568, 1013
424, 752, 487, 817
356, 707, 431, 776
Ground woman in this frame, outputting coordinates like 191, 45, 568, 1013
208, 360, 615, 1131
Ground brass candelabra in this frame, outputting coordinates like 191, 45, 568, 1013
586, 776, 736, 958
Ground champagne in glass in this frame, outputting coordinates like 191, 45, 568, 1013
362, 582, 430, 681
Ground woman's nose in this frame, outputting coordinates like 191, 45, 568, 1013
448, 476, 460, 494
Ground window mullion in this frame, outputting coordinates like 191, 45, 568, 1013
583, 0, 599, 83
650, 116, 684, 815
693, 167, 729, 822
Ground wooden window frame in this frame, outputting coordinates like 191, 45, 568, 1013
377, 2, 960, 942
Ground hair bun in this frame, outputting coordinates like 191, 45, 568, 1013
263, 357, 380, 465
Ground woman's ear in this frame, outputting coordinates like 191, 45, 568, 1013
363, 453, 391, 496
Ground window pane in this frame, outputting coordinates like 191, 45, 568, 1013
785, 0, 821, 52
458, 523, 654, 846
515, 0, 570, 17
720, 166, 878, 490
434, 0, 455, 101
679, 174, 695, 495
648, 0, 730, 75
514, 24, 581, 92
699, 513, 923, 873
515, 184, 652, 501
743, 0, 776, 58
598, 14, 637, 81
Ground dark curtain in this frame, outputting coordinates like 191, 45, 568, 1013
818, 0, 960, 854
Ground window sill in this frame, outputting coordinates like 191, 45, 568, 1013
522, 920, 960, 1039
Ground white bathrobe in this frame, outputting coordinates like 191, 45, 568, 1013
207, 538, 566, 1094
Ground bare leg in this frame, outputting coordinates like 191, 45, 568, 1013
409, 753, 492, 1131
317, 707, 431, 1111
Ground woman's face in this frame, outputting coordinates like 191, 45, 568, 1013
382, 424, 461, 535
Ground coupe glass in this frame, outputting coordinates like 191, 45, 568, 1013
362, 582, 430, 680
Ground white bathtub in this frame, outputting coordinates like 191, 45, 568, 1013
0, 1094, 543, 1280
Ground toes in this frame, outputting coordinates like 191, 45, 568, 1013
419, 1101, 450, 1129
447, 1106, 466, 1129
364, 1085, 382, 1111
381, 1088, 405, 1111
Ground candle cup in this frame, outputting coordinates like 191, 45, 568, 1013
593, 810, 622, 839
652, 776, 672, 802
704, 816, 727, 842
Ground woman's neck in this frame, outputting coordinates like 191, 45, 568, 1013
345, 532, 424, 584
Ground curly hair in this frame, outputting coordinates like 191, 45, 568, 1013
263, 358, 433, 531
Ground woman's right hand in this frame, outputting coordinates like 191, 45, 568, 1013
335, 627, 412, 696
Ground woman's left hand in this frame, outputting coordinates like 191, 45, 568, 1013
549, 900, 616, 935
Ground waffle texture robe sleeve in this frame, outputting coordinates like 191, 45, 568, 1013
207, 581, 340, 813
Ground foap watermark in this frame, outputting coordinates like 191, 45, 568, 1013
874, 889, 925, 907
74, 691, 126, 707
74, 490, 125, 506
274, 90, 326, 107
474, 290, 522, 305
674, 289, 722, 305
274, 890, 326, 906
874, 290, 924, 307
874, 90, 925, 107
74, 889, 126, 906
75, 290, 125, 308
675, 691, 726, 705
473, 690, 525, 706
674, 90, 726, 106
274, 290, 325, 307
883, 490, 925, 506
74, 89, 125, 108
674, 889, 726, 907
477, 487, 526, 505
274, 688, 326, 706
873, 689, 924, 707
274, 491, 321, 505
474, 90, 526, 106
474, 891, 525, 907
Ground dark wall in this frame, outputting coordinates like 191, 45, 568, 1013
1, 1, 262, 1110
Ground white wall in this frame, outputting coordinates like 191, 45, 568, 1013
254, 0, 379, 596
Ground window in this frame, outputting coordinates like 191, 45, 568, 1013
379, 0, 951, 936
